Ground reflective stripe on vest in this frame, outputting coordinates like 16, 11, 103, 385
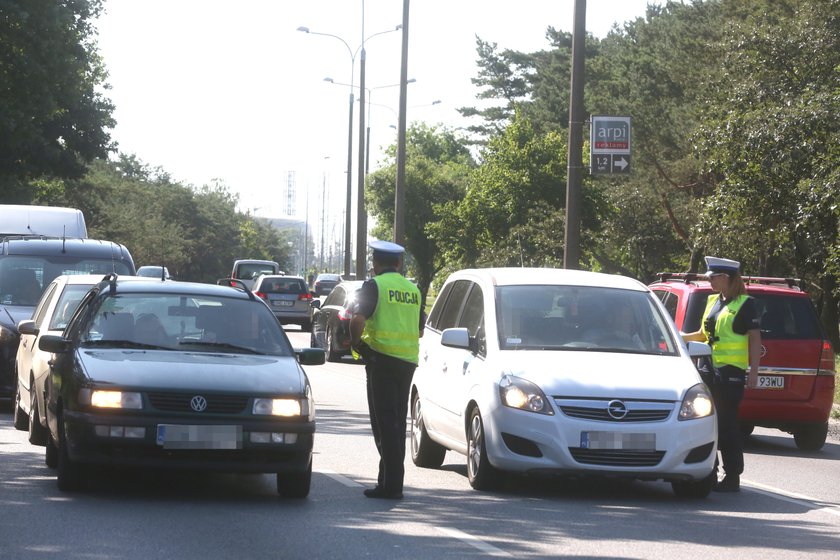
701, 293, 749, 369
361, 273, 421, 364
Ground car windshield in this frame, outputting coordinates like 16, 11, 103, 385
79, 292, 293, 356
496, 285, 678, 355
0, 256, 133, 307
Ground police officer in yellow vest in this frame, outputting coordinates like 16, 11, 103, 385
350, 240, 424, 499
682, 256, 761, 492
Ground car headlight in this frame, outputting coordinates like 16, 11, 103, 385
499, 375, 554, 415
678, 383, 714, 420
254, 392, 313, 419
88, 390, 143, 409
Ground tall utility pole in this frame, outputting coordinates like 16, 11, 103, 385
564, 0, 585, 270
355, 47, 367, 280
394, 0, 410, 247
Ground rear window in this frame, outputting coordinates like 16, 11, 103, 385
685, 292, 822, 340
260, 278, 307, 294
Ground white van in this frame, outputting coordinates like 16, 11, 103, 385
0, 205, 87, 238
230, 259, 282, 290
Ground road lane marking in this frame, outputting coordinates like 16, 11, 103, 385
745, 479, 840, 518
318, 469, 364, 487
436, 526, 513, 557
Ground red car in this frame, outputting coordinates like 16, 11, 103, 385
650, 273, 836, 451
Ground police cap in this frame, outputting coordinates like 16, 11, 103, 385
704, 256, 740, 277
370, 240, 405, 258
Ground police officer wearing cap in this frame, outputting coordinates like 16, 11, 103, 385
350, 240, 425, 499
682, 256, 761, 492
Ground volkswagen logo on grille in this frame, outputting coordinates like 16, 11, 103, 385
190, 395, 208, 412
607, 400, 628, 420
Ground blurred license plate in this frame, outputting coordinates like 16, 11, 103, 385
273, 300, 294, 307
156, 424, 242, 450
756, 375, 784, 389
580, 431, 655, 450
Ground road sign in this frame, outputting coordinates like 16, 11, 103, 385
590, 115, 631, 175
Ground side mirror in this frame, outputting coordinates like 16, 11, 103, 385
310, 299, 321, 310
39, 334, 72, 354
17, 319, 38, 336
686, 341, 712, 358
295, 347, 326, 366
441, 327, 471, 350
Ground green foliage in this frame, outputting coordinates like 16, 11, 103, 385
0, 0, 114, 193
365, 123, 474, 296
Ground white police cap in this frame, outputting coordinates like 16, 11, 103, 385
369, 240, 405, 256
704, 256, 740, 276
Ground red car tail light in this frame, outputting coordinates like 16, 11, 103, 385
817, 340, 835, 375
255, 291, 268, 300
298, 293, 312, 301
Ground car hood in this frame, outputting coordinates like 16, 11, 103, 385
76, 349, 306, 394
0, 304, 35, 331
496, 350, 700, 401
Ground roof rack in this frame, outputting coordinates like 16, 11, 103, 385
655, 272, 802, 289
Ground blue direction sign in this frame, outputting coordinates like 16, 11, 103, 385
590, 115, 631, 175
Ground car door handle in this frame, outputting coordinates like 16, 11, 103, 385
442, 363, 448, 373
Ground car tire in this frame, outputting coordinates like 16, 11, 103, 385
56, 412, 83, 491
45, 431, 58, 469
410, 392, 446, 468
300, 319, 312, 333
325, 325, 341, 362
793, 422, 828, 451
13, 377, 28, 431
466, 407, 500, 490
671, 469, 715, 498
276, 458, 312, 499
309, 329, 318, 348
28, 384, 48, 446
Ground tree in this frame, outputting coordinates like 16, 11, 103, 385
365, 123, 474, 296
696, 0, 840, 345
0, 0, 114, 199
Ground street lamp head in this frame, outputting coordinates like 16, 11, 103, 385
395, 24, 403, 31
432, 100, 442, 105
323, 77, 335, 83
296, 26, 310, 33
406, 78, 417, 85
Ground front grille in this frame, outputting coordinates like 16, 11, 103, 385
560, 406, 671, 422
569, 448, 665, 467
147, 392, 249, 414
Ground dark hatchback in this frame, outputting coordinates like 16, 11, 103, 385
39, 275, 324, 497
313, 273, 342, 296
310, 281, 363, 362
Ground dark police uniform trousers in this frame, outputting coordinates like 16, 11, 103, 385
365, 351, 416, 493
712, 364, 746, 476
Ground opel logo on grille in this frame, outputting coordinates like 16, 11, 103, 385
190, 395, 208, 412
607, 400, 628, 420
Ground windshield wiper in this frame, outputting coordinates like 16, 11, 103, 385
84, 340, 169, 350
177, 340, 262, 354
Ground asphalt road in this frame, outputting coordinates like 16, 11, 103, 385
0, 327, 838, 559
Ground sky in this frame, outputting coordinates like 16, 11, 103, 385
94, 0, 659, 231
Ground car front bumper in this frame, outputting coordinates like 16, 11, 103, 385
482, 400, 717, 482
62, 409, 314, 474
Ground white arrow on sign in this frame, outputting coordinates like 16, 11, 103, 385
614, 157, 629, 171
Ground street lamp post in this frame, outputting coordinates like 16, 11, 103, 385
297, 24, 401, 279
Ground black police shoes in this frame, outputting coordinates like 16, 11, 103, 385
713, 474, 740, 492
363, 487, 403, 500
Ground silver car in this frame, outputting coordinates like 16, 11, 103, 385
253, 275, 313, 332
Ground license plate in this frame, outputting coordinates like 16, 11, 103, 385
156, 424, 242, 449
756, 375, 785, 389
273, 300, 294, 307
580, 431, 656, 450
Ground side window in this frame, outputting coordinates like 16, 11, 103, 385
656, 291, 678, 320
458, 284, 486, 357
426, 282, 454, 330
435, 280, 471, 332
33, 282, 58, 327
324, 287, 343, 307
